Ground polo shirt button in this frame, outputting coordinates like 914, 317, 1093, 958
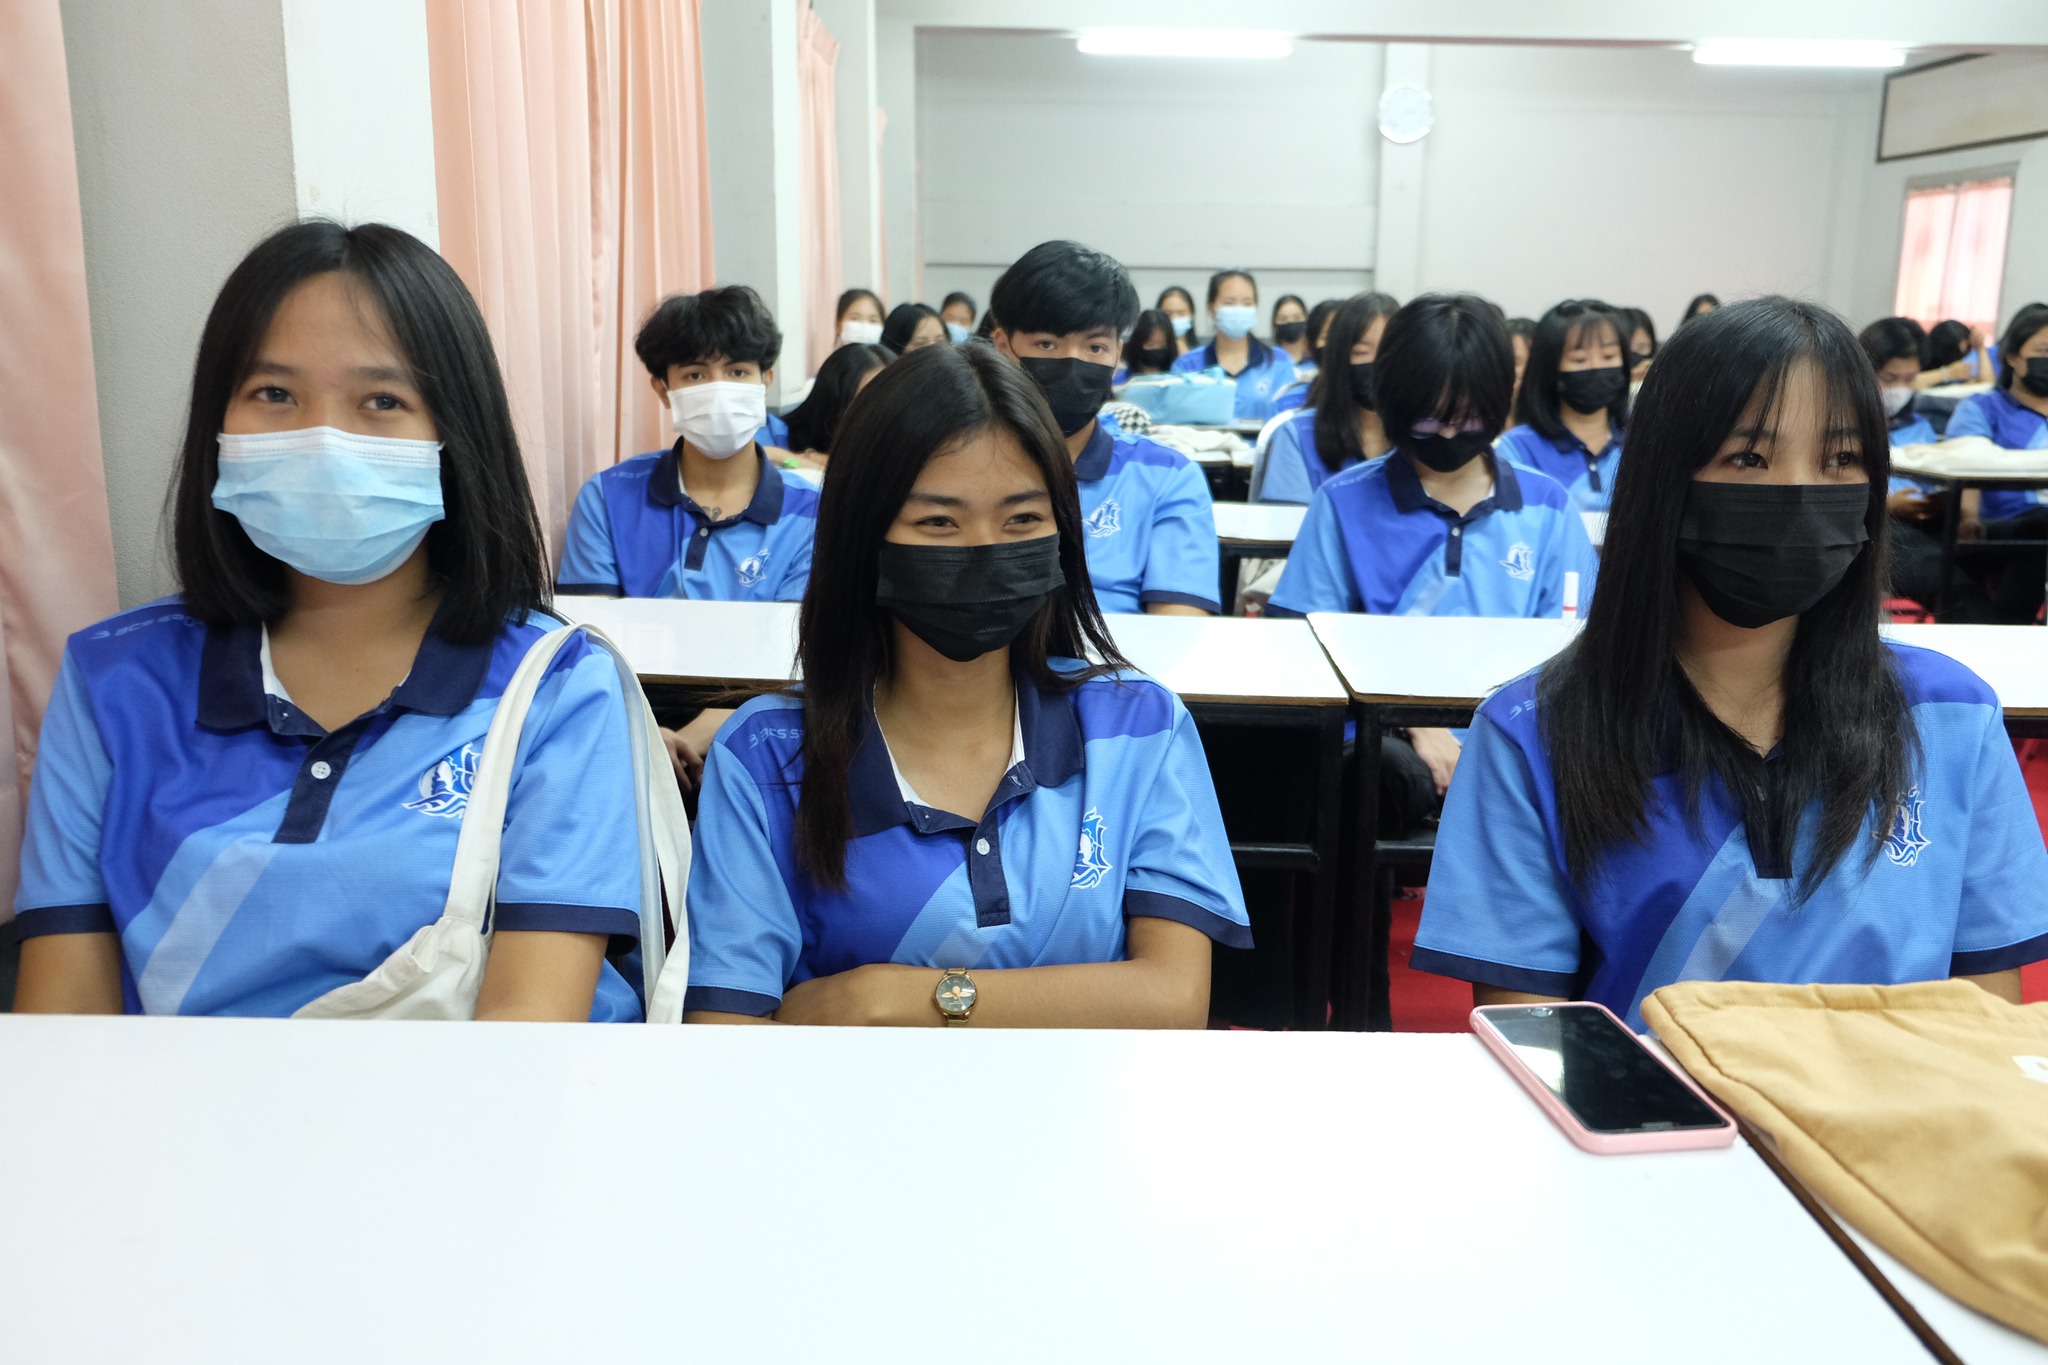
975, 838, 990, 855
310, 761, 333, 780
697, 527, 710, 538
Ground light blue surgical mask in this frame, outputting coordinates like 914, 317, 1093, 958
1213, 305, 1257, 339
1170, 315, 1192, 337
945, 322, 972, 345
213, 426, 446, 585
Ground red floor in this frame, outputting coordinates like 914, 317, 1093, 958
1387, 738, 2048, 1031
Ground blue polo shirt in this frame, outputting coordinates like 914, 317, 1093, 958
763, 411, 790, 449
1495, 424, 1624, 514
1074, 421, 1221, 613
557, 446, 819, 599
683, 665, 1251, 1014
1255, 409, 1361, 505
1170, 338, 1298, 421
1267, 455, 1599, 618
1887, 408, 1940, 496
13, 600, 646, 1019
1415, 644, 2048, 1027
1273, 381, 1312, 414
1945, 389, 2048, 520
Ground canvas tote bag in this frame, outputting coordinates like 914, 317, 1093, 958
1642, 979, 2048, 1343
295, 624, 692, 1023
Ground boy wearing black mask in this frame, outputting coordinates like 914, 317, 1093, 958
988, 240, 1221, 616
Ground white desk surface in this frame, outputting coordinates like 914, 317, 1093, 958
1307, 613, 2048, 717
1891, 453, 2048, 486
557, 597, 1347, 707
0, 1020, 1928, 1365
1213, 501, 1306, 545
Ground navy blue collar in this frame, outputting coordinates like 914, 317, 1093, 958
1199, 335, 1273, 376
197, 611, 494, 733
846, 669, 1086, 837
1547, 424, 1621, 458
1384, 451, 1524, 518
1073, 422, 1116, 481
648, 444, 785, 526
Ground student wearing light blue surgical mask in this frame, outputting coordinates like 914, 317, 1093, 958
13, 221, 651, 1021
1169, 269, 1300, 421
1157, 285, 1199, 356
939, 291, 978, 345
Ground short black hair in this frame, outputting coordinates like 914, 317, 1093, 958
989, 240, 1139, 338
1621, 306, 1657, 361
1859, 316, 1923, 371
635, 285, 781, 377
1997, 302, 2048, 390
1924, 319, 1972, 370
880, 301, 941, 354
1682, 293, 1720, 321
1505, 316, 1537, 341
836, 288, 883, 325
783, 341, 895, 455
1516, 299, 1631, 441
1272, 293, 1307, 324
1374, 293, 1515, 449
941, 290, 977, 317
1206, 269, 1256, 306
172, 221, 549, 646
1122, 309, 1177, 375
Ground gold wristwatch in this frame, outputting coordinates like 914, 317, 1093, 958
934, 967, 978, 1025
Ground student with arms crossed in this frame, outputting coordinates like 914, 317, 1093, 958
1942, 301, 2048, 624
988, 240, 1221, 616
13, 222, 649, 1020
558, 286, 822, 789
1266, 294, 1599, 826
1254, 292, 1398, 505
1170, 269, 1299, 422
1496, 299, 1631, 515
682, 344, 1250, 1025
1415, 298, 2048, 1024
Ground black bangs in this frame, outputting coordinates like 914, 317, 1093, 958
990, 240, 1140, 338
1372, 293, 1515, 444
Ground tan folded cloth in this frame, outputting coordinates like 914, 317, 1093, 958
1643, 979, 2048, 1344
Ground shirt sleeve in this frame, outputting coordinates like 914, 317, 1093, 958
1139, 458, 1222, 612
1943, 397, 1991, 442
1266, 485, 1363, 616
556, 475, 623, 595
683, 735, 801, 1015
1123, 697, 1252, 946
1950, 709, 2048, 974
492, 640, 642, 940
1410, 709, 1585, 996
1170, 351, 1202, 375
1256, 419, 1314, 505
775, 516, 815, 604
13, 653, 116, 937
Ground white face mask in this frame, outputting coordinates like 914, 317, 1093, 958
669, 381, 766, 459
1882, 385, 1916, 418
838, 320, 883, 347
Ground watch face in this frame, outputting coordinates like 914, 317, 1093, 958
937, 973, 976, 1016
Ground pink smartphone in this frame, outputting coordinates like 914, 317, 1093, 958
1471, 1001, 1737, 1154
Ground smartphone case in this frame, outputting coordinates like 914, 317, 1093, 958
1471, 1002, 1738, 1155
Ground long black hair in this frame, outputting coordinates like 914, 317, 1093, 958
1516, 299, 1632, 441
172, 220, 548, 645
1206, 269, 1257, 309
880, 301, 942, 354
1305, 298, 1342, 355
1536, 296, 1913, 900
1372, 294, 1515, 450
1996, 303, 2048, 390
1122, 309, 1176, 376
1306, 292, 1399, 475
1683, 293, 1720, 322
835, 288, 884, 329
1158, 285, 1199, 348
793, 343, 1130, 888
783, 341, 895, 454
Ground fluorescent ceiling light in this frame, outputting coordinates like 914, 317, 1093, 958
1692, 38, 1907, 68
1076, 28, 1293, 60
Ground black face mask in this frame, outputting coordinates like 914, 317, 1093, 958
1347, 361, 1377, 410
876, 537, 1065, 662
1274, 320, 1308, 344
1678, 483, 1870, 630
2021, 357, 2048, 399
1557, 366, 1629, 414
1135, 345, 1175, 372
1018, 356, 1115, 436
1405, 431, 1493, 475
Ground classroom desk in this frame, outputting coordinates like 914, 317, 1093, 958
553, 598, 1352, 1029
1212, 501, 1306, 613
0, 1018, 1937, 1364
1890, 448, 2048, 617
1307, 615, 2048, 1030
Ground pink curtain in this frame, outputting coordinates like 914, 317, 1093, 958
427, 0, 716, 557
0, 0, 121, 917
1895, 178, 2012, 335
797, 2, 842, 375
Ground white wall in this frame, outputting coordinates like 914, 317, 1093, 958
915, 33, 1382, 319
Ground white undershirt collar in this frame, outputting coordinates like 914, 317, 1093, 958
880, 687, 1026, 809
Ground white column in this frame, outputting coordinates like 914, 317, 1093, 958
701, 0, 809, 396
813, 0, 883, 295
875, 12, 920, 306
1373, 43, 1431, 302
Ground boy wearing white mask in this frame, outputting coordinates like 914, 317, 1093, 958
559, 285, 821, 786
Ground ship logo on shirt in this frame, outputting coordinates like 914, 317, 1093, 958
1882, 787, 1928, 867
1499, 542, 1536, 580
405, 742, 480, 819
1072, 807, 1113, 889
736, 551, 769, 588
1085, 500, 1122, 539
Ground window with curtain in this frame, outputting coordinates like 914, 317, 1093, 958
1893, 176, 2013, 335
